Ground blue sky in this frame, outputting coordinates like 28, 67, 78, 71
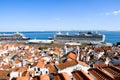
0, 0, 120, 31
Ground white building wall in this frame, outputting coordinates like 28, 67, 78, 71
10, 72, 19, 80
58, 65, 80, 78
29, 67, 49, 76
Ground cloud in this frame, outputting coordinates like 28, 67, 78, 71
106, 10, 120, 15
113, 10, 120, 15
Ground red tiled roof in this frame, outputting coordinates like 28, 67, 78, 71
61, 72, 71, 80
72, 71, 83, 80
80, 70, 94, 80
56, 60, 78, 70
54, 73, 71, 80
102, 66, 120, 79
17, 72, 30, 80
37, 60, 45, 68
17, 76, 29, 80
57, 60, 89, 70
15, 59, 21, 64
40, 74, 50, 80
46, 64, 55, 74
54, 74, 62, 80
0, 70, 10, 80
17, 67, 27, 73
88, 68, 113, 80
66, 58, 73, 61
95, 63, 108, 68
68, 52, 77, 60
77, 61, 89, 66
72, 70, 94, 80
115, 65, 120, 69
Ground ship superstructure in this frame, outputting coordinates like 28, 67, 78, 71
53, 32, 105, 43
0, 32, 29, 41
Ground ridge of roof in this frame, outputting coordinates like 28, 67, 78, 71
56, 60, 88, 70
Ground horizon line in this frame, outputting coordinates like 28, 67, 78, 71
0, 30, 120, 32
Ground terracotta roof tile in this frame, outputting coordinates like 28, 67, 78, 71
32, 62, 38, 67
77, 61, 89, 66
102, 66, 120, 79
40, 74, 50, 80
56, 59, 89, 70
93, 63, 107, 68
49, 67, 55, 74
88, 68, 113, 80
54, 73, 64, 80
38, 58, 44, 62
54, 72, 71, 80
17, 67, 27, 73
115, 65, 120, 69
37, 60, 45, 68
72, 71, 84, 80
2, 64, 11, 69
15, 59, 21, 64
68, 52, 77, 60
80, 70, 94, 80
32, 76, 40, 80
66, 58, 73, 61
72, 69, 94, 80
0, 70, 10, 80
61, 72, 71, 80
56, 60, 78, 70
17, 76, 29, 80
17, 72, 30, 80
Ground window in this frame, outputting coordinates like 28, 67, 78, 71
34, 68, 36, 71
38, 68, 40, 71
41, 72, 42, 75
36, 71, 39, 74
46, 71, 48, 74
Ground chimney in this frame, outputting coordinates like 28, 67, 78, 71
64, 45, 68, 54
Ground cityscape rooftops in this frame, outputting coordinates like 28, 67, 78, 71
0, 43, 120, 80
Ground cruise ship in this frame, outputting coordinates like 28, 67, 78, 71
52, 32, 105, 43
0, 32, 30, 42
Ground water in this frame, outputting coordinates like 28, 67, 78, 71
0, 31, 120, 44
99, 31, 120, 44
